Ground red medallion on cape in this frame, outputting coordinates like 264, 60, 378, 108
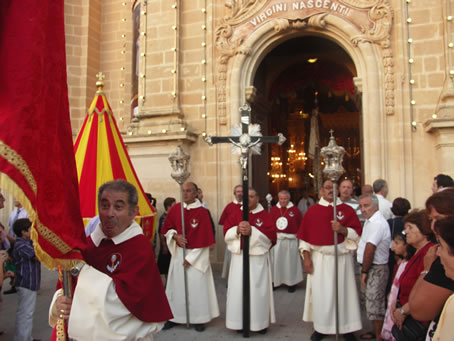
83, 226, 173, 322
297, 199, 362, 245
270, 202, 302, 234
161, 202, 215, 249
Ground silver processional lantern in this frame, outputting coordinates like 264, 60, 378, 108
169, 145, 191, 185
320, 129, 345, 341
320, 129, 345, 182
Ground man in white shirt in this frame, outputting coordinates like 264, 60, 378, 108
357, 193, 391, 340
372, 179, 393, 220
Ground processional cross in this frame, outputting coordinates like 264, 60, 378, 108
205, 103, 286, 337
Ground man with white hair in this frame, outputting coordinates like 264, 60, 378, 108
372, 179, 393, 220
270, 190, 303, 292
357, 193, 391, 341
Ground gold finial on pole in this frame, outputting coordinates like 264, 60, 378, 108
96, 72, 105, 92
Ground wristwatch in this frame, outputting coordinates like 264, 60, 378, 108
399, 307, 407, 316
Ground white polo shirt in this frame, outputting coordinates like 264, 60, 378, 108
357, 210, 391, 265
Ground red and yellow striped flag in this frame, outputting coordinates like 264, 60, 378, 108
74, 79, 157, 241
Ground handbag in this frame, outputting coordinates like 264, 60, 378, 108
391, 252, 429, 341
391, 313, 428, 341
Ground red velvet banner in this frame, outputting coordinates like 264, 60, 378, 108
0, 0, 86, 268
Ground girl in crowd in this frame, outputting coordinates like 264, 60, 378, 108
381, 231, 415, 340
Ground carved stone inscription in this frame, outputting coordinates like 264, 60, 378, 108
216, 0, 394, 123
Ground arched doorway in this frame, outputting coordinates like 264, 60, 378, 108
251, 36, 362, 203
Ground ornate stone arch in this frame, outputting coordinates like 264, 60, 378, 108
216, 1, 393, 181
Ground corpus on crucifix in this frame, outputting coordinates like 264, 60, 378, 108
205, 103, 286, 337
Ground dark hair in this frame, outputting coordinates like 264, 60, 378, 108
393, 232, 416, 260
425, 188, 454, 216
13, 218, 32, 237
404, 209, 436, 243
434, 174, 454, 188
163, 197, 176, 210
98, 179, 138, 211
434, 216, 454, 255
185, 182, 198, 194
373, 179, 387, 193
391, 197, 411, 216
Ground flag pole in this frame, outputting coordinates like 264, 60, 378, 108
169, 146, 191, 328
320, 130, 346, 341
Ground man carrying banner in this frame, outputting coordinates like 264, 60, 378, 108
50, 180, 172, 340
161, 181, 219, 332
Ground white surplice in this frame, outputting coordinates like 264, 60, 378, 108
165, 230, 219, 324
299, 235, 362, 334
225, 218, 276, 331
49, 265, 163, 341
271, 232, 303, 286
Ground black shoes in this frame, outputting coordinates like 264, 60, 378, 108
163, 321, 205, 332
288, 285, 297, 293
163, 321, 176, 330
194, 324, 205, 332
257, 328, 267, 334
311, 331, 326, 341
343, 332, 357, 341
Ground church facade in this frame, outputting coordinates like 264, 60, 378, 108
64, 0, 454, 261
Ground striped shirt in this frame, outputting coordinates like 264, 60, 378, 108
13, 238, 41, 291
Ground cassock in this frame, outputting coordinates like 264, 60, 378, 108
218, 200, 241, 279
49, 221, 172, 341
161, 199, 219, 324
270, 202, 303, 287
297, 198, 362, 335
224, 204, 277, 331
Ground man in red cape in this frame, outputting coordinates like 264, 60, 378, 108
224, 188, 277, 334
270, 189, 303, 292
161, 182, 219, 331
218, 184, 243, 279
297, 179, 362, 341
50, 180, 172, 340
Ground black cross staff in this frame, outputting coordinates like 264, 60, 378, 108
205, 103, 285, 337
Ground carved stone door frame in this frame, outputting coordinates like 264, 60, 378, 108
216, 1, 394, 183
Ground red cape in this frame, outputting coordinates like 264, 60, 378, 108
83, 234, 173, 323
219, 201, 241, 225
161, 203, 215, 249
297, 202, 362, 245
270, 204, 303, 234
224, 207, 277, 247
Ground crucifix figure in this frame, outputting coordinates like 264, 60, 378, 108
205, 103, 285, 337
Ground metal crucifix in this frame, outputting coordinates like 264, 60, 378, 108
205, 103, 285, 337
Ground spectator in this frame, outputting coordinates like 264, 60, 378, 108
431, 216, 454, 340
12, 218, 40, 341
357, 194, 391, 340
408, 188, 454, 338
373, 179, 393, 220
386, 198, 411, 293
381, 231, 415, 340
391, 210, 436, 337
431, 174, 454, 193
157, 197, 176, 286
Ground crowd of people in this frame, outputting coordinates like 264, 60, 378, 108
1, 172, 454, 341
